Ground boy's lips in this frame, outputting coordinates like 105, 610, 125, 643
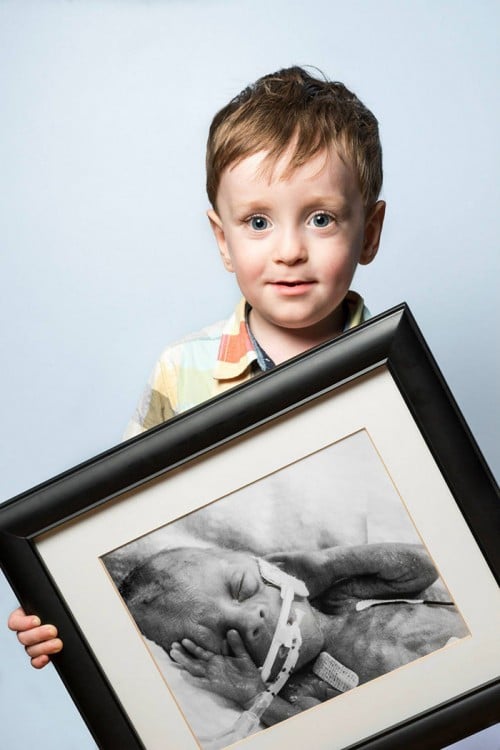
269, 280, 316, 295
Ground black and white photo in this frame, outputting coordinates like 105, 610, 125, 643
103, 430, 469, 749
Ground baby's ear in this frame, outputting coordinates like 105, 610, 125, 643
207, 209, 234, 272
360, 200, 385, 265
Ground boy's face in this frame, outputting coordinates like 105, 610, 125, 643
208, 147, 385, 347
154, 549, 323, 670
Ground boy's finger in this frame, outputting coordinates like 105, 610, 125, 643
30, 654, 51, 670
16, 624, 58, 647
25, 637, 63, 659
7, 608, 41, 632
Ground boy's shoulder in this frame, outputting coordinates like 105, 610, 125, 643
155, 297, 247, 363
159, 317, 227, 357
123, 299, 249, 438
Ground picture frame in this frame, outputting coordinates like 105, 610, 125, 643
1, 303, 499, 750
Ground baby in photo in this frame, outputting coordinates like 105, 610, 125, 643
120, 542, 467, 739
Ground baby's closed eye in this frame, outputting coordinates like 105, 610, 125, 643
231, 571, 259, 601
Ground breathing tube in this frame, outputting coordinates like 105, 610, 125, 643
200, 558, 309, 750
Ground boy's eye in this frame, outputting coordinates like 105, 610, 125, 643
247, 215, 269, 231
309, 212, 334, 228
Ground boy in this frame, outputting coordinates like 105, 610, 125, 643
8, 66, 386, 665
119, 543, 466, 737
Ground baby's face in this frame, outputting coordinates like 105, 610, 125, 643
164, 549, 323, 669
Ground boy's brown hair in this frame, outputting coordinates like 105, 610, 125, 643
206, 66, 383, 211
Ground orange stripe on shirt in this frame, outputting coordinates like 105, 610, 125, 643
217, 320, 253, 364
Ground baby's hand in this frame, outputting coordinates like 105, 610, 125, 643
7, 607, 63, 669
283, 671, 340, 707
170, 629, 264, 707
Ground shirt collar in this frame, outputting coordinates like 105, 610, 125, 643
213, 298, 258, 381
213, 292, 366, 382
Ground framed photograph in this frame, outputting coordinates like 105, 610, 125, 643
1, 304, 499, 750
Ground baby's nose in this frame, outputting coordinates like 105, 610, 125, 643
240, 603, 268, 642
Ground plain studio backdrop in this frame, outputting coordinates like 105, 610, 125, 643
0, 1, 498, 748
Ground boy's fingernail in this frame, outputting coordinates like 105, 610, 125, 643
32, 616, 41, 627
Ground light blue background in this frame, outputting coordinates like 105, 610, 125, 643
0, 1, 498, 748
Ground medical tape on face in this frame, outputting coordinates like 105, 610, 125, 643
257, 559, 309, 688
260, 585, 295, 683
265, 619, 302, 696
257, 558, 309, 598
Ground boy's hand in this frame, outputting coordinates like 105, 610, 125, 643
170, 629, 265, 707
7, 607, 63, 669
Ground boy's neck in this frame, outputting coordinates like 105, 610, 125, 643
248, 306, 346, 365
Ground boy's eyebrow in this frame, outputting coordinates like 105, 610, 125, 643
300, 196, 353, 216
230, 196, 353, 218
228, 200, 274, 217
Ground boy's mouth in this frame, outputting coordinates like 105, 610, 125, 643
271, 280, 316, 289
270, 280, 316, 295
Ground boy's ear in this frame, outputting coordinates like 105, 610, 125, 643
207, 209, 234, 273
359, 200, 386, 265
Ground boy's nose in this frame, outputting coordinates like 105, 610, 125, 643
273, 229, 307, 265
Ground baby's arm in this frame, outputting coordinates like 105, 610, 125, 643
7, 607, 63, 669
267, 543, 438, 600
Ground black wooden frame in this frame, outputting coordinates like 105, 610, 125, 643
1, 304, 499, 749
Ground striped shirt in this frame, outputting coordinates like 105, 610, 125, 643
124, 291, 369, 438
